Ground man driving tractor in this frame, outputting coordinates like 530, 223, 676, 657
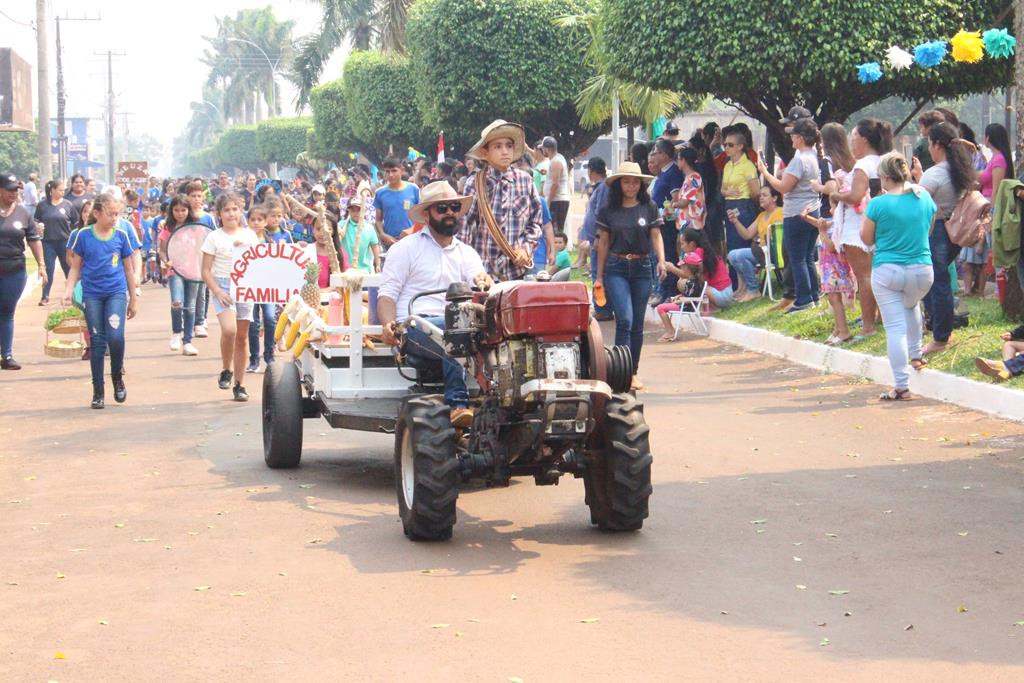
377, 181, 494, 429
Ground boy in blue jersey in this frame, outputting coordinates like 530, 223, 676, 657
373, 156, 419, 247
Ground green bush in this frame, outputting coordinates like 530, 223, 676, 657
309, 80, 361, 163
0, 131, 38, 178
406, 0, 598, 156
215, 125, 260, 166
257, 117, 313, 165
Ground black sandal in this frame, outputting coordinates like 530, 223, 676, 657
880, 388, 913, 401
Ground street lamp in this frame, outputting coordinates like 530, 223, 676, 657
226, 37, 278, 117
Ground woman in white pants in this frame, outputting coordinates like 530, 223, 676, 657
860, 152, 936, 401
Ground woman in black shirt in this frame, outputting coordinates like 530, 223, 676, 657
594, 162, 666, 391
66, 174, 89, 228
0, 173, 45, 369
34, 179, 78, 305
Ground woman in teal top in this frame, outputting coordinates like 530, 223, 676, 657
861, 152, 936, 401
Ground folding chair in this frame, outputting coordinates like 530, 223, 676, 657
760, 222, 785, 301
667, 281, 710, 338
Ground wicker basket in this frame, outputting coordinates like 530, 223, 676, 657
44, 340, 85, 359
51, 318, 88, 334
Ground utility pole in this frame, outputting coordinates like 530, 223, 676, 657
35, 0, 52, 181
54, 13, 100, 179
94, 49, 126, 184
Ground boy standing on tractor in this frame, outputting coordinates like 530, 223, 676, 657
458, 120, 543, 282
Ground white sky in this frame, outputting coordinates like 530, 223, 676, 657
5, 0, 347, 175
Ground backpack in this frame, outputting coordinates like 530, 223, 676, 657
946, 190, 991, 248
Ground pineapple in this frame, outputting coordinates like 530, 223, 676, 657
301, 261, 321, 307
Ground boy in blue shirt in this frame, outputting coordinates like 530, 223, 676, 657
373, 156, 419, 247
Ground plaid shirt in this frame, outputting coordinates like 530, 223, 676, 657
458, 166, 543, 281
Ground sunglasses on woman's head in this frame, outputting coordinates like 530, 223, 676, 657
431, 202, 462, 214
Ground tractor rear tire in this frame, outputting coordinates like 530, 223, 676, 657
394, 396, 459, 541
585, 393, 652, 531
262, 361, 303, 469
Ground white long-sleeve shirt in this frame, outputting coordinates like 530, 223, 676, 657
378, 229, 485, 321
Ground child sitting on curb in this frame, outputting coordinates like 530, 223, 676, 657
975, 324, 1024, 382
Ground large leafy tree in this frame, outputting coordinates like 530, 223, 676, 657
308, 79, 365, 164
0, 132, 38, 178
406, 0, 598, 157
601, 0, 1012, 158
292, 0, 414, 109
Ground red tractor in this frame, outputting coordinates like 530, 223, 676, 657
394, 280, 652, 540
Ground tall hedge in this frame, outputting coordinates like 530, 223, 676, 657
600, 0, 1012, 157
215, 125, 260, 166
309, 80, 361, 163
343, 51, 435, 156
406, 0, 598, 156
257, 117, 313, 165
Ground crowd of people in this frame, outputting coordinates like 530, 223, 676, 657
2, 107, 1024, 408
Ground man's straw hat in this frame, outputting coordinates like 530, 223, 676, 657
407, 181, 473, 224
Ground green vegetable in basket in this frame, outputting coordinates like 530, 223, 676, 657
44, 307, 85, 331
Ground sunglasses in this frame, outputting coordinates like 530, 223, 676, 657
431, 202, 462, 214
723, 142, 738, 148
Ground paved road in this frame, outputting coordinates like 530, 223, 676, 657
3, 280, 1024, 681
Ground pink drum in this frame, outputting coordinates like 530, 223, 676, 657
166, 223, 212, 282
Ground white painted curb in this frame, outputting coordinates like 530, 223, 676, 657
703, 317, 1024, 423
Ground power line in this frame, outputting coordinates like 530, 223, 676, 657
0, 8, 34, 28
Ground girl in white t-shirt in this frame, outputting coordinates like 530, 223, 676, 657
828, 118, 891, 338
201, 192, 259, 401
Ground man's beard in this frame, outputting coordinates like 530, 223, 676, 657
429, 214, 458, 236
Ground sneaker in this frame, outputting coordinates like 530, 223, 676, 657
784, 302, 812, 314
91, 386, 105, 410
218, 369, 233, 390
232, 383, 249, 402
38, 297, 49, 306
450, 406, 474, 429
194, 324, 209, 338
245, 361, 259, 374
182, 343, 199, 356
169, 333, 182, 351
112, 374, 127, 403
1, 357, 21, 370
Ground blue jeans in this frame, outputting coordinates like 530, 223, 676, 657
194, 283, 208, 327
727, 248, 759, 290
403, 315, 468, 408
83, 291, 127, 387
782, 213, 820, 306
604, 254, 652, 374
922, 220, 961, 343
0, 268, 27, 358
42, 240, 70, 300
725, 199, 757, 288
872, 264, 934, 390
248, 303, 277, 365
590, 246, 611, 317
168, 274, 198, 343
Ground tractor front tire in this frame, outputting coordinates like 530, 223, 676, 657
585, 393, 652, 531
394, 396, 459, 541
262, 361, 303, 469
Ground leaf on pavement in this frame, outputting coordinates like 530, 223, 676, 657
306, 538, 324, 545
796, 585, 807, 590
904, 624, 913, 631
56, 572, 65, 579
194, 586, 211, 591
99, 620, 108, 625
958, 531, 969, 537
298, 483, 315, 489
793, 557, 802, 562
114, 523, 125, 528
134, 538, 158, 543
828, 590, 849, 595
750, 519, 767, 525
958, 605, 968, 613
54, 652, 65, 659
819, 638, 830, 646
230, 592, 246, 597
579, 618, 599, 623
825, 533, 838, 538
431, 623, 450, 629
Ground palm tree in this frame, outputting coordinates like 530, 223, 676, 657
291, 0, 412, 109
202, 8, 295, 123
555, 12, 703, 137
